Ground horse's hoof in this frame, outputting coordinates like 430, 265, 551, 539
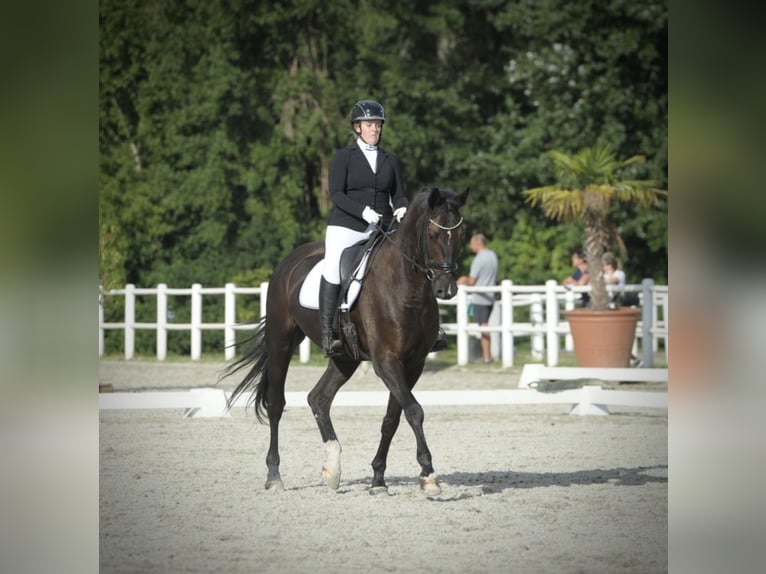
264, 479, 285, 491
420, 473, 441, 497
321, 469, 340, 491
369, 485, 390, 496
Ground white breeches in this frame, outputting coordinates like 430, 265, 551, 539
322, 225, 375, 284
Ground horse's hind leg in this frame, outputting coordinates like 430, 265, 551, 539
264, 407, 284, 490
307, 359, 358, 490
263, 330, 303, 490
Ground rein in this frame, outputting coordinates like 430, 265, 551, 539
376, 212, 463, 281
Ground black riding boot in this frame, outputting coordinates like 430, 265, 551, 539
319, 278, 344, 357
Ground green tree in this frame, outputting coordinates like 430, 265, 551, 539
523, 143, 667, 310
443, 0, 667, 282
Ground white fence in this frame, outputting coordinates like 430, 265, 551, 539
99, 279, 667, 368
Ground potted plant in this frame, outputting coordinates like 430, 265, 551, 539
523, 143, 667, 367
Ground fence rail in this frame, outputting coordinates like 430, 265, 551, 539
99, 279, 667, 368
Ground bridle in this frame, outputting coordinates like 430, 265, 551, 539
419, 213, 463, 280
378, 207, 464, 282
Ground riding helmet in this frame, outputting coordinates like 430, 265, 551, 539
350, 100, 385, 125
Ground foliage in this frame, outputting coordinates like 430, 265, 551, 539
100, 0, 667, 353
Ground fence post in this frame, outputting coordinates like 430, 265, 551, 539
156, 283, 167, 361
125, 283, 135, 360
456, 286, 469, 366
99, 291, 104, 357
191, 283, 202, 360
545, 280, 559, 366
564, 290, 575, 351
501, 280, 513, 367
259, 282, 269, 318
642, 278, 655, 368
530, 293, 544, 360
225, 283, 236, 361
300, 338, 311, 363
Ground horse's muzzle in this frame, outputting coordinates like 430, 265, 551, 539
432, 275, 458, 299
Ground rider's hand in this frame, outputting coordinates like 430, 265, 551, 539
362, 206, 382, 225
393, 207, 407, 222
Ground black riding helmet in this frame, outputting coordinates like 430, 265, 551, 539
349, 100, 385, 126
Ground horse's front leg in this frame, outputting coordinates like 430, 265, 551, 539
370, 394, 402, 495
373, 360, 441, 496
403, 398, 441, 496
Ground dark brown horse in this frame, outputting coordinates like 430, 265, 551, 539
221, 186, 470, 495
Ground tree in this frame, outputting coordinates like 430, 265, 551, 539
99, 0, 668, 321
523, 143, 666, 310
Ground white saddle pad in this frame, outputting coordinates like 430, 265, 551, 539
298, 253, 372, 310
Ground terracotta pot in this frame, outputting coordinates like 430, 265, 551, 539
565, 307, 641, 367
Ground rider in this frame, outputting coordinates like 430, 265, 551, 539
320, 99, 409, 357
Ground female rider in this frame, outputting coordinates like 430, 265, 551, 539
320, 99, 409, 356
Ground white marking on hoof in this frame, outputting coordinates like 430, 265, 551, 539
264, 479, 284, 491
420, 473, 441, 497
320, 440, 342, 490
369, 485, 390, 496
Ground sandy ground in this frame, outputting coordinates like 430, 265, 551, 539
99, 360, 667, 573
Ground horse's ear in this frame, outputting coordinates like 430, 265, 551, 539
456, 187, 471, 206
427, 186, 443, 210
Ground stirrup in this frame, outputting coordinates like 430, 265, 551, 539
430, 329, 448, 352
324, 342, 343, 357
322, 333, 344, 357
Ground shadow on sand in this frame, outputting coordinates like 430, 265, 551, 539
327, 465, 667, 498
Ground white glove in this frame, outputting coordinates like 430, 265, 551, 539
362, 206, 382, 225
393, 207, 407, 222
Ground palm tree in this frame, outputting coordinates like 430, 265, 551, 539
523, 143, 667, 311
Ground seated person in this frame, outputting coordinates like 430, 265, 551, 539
563, 249, 590, 307
603, 252, 639, 307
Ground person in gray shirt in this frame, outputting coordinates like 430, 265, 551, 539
457, 233, 498, 363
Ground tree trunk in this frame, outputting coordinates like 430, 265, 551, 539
583, 190, 610, 310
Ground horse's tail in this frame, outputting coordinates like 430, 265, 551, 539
219, 317, 270, 423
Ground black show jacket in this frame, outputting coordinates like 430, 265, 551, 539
327, 142, 409, 232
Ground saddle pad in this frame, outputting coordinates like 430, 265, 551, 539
298, 261, 324, 309
298, 254, 372, 310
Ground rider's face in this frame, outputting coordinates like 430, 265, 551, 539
357, 120, 382, 146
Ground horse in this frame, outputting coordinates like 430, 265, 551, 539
221, 186, 470, 496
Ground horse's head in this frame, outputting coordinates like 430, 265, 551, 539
417, 186, 471, 299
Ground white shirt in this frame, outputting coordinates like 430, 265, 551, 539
605, 269, 626, 291
357, 138, 377, 173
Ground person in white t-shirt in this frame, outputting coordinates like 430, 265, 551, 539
603, 252, 626, 290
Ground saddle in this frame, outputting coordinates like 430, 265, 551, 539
333, 229, 387, 360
